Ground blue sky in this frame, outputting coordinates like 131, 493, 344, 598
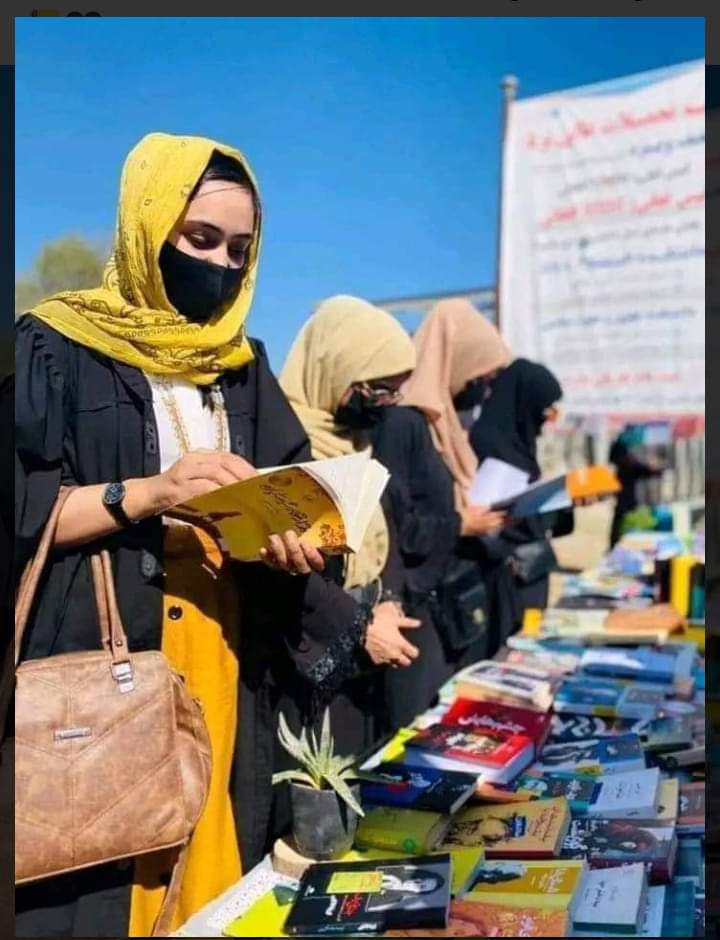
15, 16, 704, 367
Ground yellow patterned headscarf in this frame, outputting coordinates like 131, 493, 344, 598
29, 132, 261, 384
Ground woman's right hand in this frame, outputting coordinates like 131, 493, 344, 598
460, 504, 507, 537
363, 601, 421, 668
139, 449, 258, 516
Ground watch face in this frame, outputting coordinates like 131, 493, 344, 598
104, 482, 126, 507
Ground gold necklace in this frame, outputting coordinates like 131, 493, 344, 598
157, 378, 228, 455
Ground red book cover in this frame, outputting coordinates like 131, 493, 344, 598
442, 698, 552, 756
407, 723, 532, 770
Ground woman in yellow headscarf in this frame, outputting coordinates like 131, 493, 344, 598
15, 135, 417, 939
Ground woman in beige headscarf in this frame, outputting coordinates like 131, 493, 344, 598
401, 298, 512, 509
370, 299, 511, 726
280, 294, 422, 745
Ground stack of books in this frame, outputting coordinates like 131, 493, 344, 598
218, 524, 704, 937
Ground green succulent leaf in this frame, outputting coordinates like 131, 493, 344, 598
320, 708, 332, 764
277, 713, 305, 763
271, 769, 319, 789
324, 772, 365, 817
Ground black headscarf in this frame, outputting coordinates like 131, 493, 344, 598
469, 358, 562, 481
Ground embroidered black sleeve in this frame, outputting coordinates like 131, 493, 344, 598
305, 603, 372, 696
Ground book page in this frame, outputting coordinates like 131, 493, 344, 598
303, 450, 389, 552
469, 458, 530, 507
301, 450, 371, 522
346, 459, 390, 551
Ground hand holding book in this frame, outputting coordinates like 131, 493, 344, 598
460, 504, 508, 537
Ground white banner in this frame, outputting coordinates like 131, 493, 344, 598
499, 62, 705, 416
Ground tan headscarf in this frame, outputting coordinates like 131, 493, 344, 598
401, 299, 511, 509
280, 295, 417, 589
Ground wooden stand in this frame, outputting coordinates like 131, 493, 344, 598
271, 836, 320, 879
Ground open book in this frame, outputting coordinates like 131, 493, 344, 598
167, 449, 389, 562
486, 465, 620, 519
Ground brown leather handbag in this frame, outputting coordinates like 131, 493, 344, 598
12, 489, 212, 936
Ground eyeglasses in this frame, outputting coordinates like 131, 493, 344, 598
357, 381, 404, 405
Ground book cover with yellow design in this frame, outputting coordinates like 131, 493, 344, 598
171, 450, 388, 561
440, 797, 571, 859
386, 898, 569, 937
464, 859, 586, 911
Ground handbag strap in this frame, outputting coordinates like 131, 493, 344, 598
14, 488, 131, 671
152, 841, 190, 937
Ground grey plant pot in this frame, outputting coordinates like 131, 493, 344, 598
289, 782, 361, 860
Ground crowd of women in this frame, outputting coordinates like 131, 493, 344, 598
10, 133, 570, 938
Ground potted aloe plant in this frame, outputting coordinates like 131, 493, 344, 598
273, 708, 367, 860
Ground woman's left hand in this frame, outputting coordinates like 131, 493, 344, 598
259, 530, 326, 575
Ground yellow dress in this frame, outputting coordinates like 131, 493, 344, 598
129, 524, 242, 937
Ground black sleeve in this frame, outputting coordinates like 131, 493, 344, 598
14, 317, 77, 583
609, 440, 660, 479
372, 408, 461, 567
379, 490, 405, 597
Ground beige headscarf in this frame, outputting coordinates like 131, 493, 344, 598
401, 299, 511, 509
280, 295, 416, 590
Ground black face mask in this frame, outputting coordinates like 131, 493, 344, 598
453, 378, 489, 411
159, 241, 244, 322
335, 390, 387, 430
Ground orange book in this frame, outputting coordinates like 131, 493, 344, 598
566, 465, 620, 501
386, 898, 568, 937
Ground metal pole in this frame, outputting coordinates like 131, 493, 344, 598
495, 74, 518, 332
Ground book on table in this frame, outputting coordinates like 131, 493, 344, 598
359, 762, 478, 815
440, 698, 552, 757
579, 647, 678, 685
464, 858, 586, 914
677, 782, 705, 834
477, 767, 660, 819
384, 898, 569, 938
570, 885, 666, 939
402, 723, 534, 785
354, 806, 451, 855
475, 770, 602, 813
552, 676, 666, 720
439, 797, 571, 859
533, 733, 646, 775
340, 846, 485, 899
560, 816, 678, 884
283, 854, 452, 936
167, 449, 389, 561
451, 661, 556, 713
570, 863, 648, 935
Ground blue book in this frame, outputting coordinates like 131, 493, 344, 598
580, 648, 677, 684
661, 877, 696, 937
554, 677, 665, 720
360, 762, 478, 815
535, 733, 646, 775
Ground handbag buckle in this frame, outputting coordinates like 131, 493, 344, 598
111, 660, 135, 693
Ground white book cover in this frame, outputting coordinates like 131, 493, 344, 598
572, 864, 647, 933
469, 457, 529, 507
587, 768, 661, 819
572, 885, 666, 937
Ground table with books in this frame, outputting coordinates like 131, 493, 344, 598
174, 531, 706, 939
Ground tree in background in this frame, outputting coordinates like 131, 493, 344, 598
15, 235, 107, 317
